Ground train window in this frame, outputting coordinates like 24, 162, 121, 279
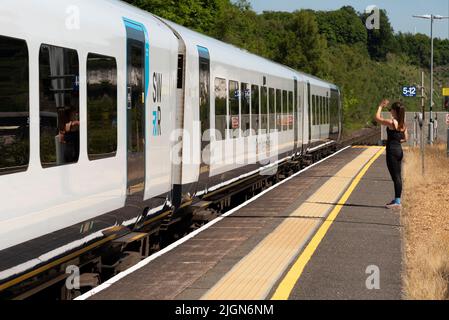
322, 97, 325, 125
327, 97, 330, 124
319, 96, 322, 125
39, 44, 79, 168
322, 96, 325, 125
311, 95, 314, 126
269, 88, 275, 132
0, 35, 29, 176
321, 96, 324, 125
276, 89, 281, 131
250, 85, 259, 134
215, 78, 227, 140
86, 53, 117, 160
324, 97, 327, 125
313, 95, 317, 126
199, 48, 210, 137
241, 83, 250, 133
325, 97, 328, 124
323, 97, 327, 124
261, 87, 268, 133
282, 90, 287, 131
228, 80, 239, 135
317, 96, 320, 125
288, 91, 293, 130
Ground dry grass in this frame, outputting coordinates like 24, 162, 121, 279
402, 144, 449, 300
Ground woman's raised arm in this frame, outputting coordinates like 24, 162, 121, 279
374, 99, 394, 128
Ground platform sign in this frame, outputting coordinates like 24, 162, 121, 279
443, 88, 449, 96
402, 86, 417, 97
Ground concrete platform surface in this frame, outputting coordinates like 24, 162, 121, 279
82, 147, 402, 300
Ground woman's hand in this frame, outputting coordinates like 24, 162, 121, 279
379, 99, 390, 109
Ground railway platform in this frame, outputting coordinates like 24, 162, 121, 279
77, 146, 402, 300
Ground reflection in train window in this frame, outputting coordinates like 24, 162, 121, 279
316, 96, 322, 125
228, 80, 239, 135
250, 85, 259, 134
39, 44, 79, 168
87, 53, 117, 160
321, 96, 324, 125
261, 87, 268, 133
288, 91, 294, 129
324, 97, 327, 125
276, 89, 281, 131
268, 88, 275, 132
317, 96, 323, 125
241, 82, 250, 133
215, 78, 227, 140
312, 95, 317, 126
0, 35, 29, 176
282, 90, 287, 131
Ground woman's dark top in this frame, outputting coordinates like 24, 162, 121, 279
386, 126, 404, 147
64, 130, 79, 163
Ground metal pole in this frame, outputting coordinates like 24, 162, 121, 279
421, 71, 425, 175
413, 113, 418, 147
447, 125, 449, 157
430, 15, 434, 145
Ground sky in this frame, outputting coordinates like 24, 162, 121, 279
249, 0, 449, 39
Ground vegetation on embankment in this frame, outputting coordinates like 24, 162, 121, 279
403, 145, 449, 300
123, 0, 449, 135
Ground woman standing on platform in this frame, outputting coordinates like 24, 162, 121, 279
375, 99, 408, 209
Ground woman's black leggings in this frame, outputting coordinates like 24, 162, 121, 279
386, 143, 404, 199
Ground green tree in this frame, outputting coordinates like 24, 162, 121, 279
315, 6, 367, 47
122, 0, 227, 33
280, 10, 327, 75
361, 9, 397, 60
396, 32, 430, 67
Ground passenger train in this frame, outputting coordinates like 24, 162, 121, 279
0, 0, 341, 297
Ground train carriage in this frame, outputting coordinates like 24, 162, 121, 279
0, 0, 341, 298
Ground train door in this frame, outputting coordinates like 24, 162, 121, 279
293, 78, 298, 153
315, 94, 323, 140
307, 82, 311, 145
330, 89, 340, 142
296, 79, 304, 154
197, 46, 211, 189
125, 21, 146, 209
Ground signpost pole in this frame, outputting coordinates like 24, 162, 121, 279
421, 72, 425, 175
442, 88, 449, 157
446, 113, 449, 157
447, 119, 449, 158
430, 15, 434, 145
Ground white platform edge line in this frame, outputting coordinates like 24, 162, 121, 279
75, 146, 351, 300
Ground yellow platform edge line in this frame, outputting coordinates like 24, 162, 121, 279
271, 146, 385, 300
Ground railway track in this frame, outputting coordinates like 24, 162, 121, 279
0, 127, 381, 300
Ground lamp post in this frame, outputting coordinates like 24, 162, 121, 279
413, 14, 449, 144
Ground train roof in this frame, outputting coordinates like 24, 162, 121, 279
159, 17, 339, 91
159, 17, 299, 79
102, 0, 340, 90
